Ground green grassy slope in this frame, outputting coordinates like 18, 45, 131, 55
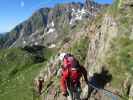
0, 47, 55, 100
106, 37, 133, 86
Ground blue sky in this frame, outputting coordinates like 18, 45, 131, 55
0, 0, 112, 33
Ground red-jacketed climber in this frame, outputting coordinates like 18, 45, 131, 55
58, 53, 88, 100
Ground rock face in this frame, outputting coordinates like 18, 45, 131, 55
1, 0, 101, 48
85, 14, 118, 75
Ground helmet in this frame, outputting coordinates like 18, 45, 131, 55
58, 53, 67, 61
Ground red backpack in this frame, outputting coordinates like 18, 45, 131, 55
63, 54, 81, 85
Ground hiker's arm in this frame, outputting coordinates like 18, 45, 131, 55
60, 69, 69, 93
60, 76, 67, 93
80, 66, 88, 84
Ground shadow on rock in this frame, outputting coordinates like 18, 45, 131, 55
85, 67, 112, 100
90, 67, 112, 89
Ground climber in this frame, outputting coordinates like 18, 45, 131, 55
37, 76, 44, 95
58, 53, 89, 100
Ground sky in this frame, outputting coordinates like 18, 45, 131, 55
0, 0, 113, 33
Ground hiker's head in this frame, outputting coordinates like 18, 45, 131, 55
58, 52, 67, 61
58, 53, 73, 61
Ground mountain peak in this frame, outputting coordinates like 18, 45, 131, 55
0, 0, 102, 48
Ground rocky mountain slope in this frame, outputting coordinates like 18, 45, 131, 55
0, 0, 101, 48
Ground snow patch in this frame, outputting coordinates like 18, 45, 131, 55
23, 41, 26, 44
69, 8, 90, 25
46, 20, 56, 34
72, 8, 75, 12
47, 28, 55, 34
51, 21, 54, 27
47, 21, 55, 28
35, 42, 38, 45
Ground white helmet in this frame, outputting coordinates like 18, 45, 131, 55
58, 53, 67, 61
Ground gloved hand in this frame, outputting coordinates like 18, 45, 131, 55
62, 91, 68, 97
